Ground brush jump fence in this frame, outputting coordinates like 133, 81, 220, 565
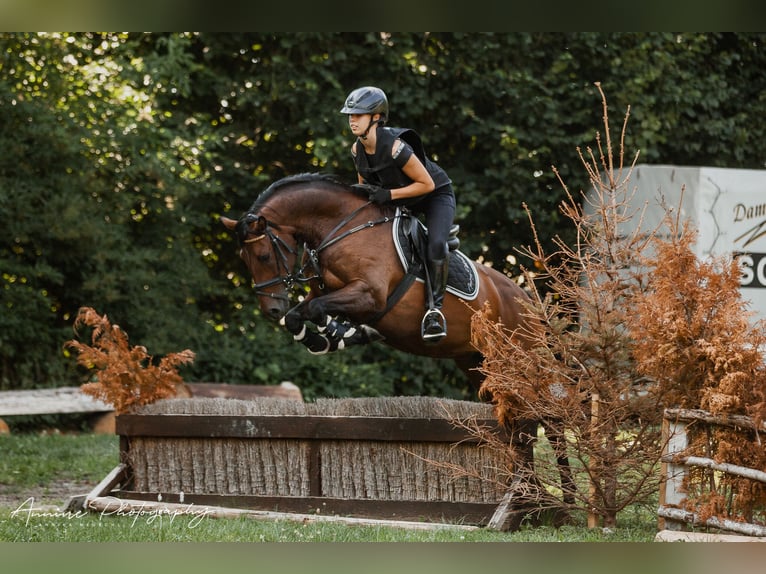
658, 408, 766, 540
83, 397, 514, 527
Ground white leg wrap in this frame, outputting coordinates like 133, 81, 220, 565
308, 338, 330, 355
293, 324, 307, 341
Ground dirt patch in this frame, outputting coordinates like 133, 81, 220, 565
0, 478, 96, 511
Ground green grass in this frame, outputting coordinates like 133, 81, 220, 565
0, 507, 657, 542
0, 433, 119, 496
0, 432, 658, 542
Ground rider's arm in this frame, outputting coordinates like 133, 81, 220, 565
389, 139, 435, 200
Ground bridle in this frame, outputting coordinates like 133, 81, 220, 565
239, 201, 397, 302
239, 216, 307, 302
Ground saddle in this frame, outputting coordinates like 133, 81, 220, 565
392, 208, 479, 300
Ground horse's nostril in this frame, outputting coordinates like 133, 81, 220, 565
268, 307, 283, 320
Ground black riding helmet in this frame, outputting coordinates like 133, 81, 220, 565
340, 86, 388, 122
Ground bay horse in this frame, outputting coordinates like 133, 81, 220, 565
220, 173, 538, 386
221, 172, 574, 519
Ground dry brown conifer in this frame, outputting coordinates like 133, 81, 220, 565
472, 84, 766, 528
64, 306, 194, 414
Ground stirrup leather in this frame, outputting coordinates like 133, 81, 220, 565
421, 308, 447, 341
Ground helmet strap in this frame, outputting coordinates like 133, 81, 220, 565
360, 116, 383, 140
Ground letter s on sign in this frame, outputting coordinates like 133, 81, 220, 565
736, 252, 766, 288
738, 253, 755, 286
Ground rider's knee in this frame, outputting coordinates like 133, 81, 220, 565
427, 241, 448, 261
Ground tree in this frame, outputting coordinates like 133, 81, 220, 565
472, 81, 766, 528
3, 33, 766, 399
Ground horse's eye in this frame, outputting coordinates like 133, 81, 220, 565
257, 252, 270, 263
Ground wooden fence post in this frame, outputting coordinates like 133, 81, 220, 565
658, 415, 688, 531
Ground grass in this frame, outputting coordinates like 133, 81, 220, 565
0, 432, 119, 496
0, 432, 659, 542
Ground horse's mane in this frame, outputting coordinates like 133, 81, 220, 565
249, 172, 367, 212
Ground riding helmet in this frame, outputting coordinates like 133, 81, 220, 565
340, 86, 388, 121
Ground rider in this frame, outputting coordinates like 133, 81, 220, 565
340, 86, 456, 343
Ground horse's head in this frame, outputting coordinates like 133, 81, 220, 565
221, 212, 299, 321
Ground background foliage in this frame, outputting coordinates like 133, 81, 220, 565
2, 32, 765, 398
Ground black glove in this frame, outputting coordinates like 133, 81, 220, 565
352, 183, 392, 204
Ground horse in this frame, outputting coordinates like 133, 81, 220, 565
221, 172, 575, 521
220, 173, 538, 384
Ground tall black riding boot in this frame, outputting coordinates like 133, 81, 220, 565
421, 256, 449, 343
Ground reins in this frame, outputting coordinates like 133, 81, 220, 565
305, 201, 395, 288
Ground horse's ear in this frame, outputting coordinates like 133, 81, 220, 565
220, 216, 238, 231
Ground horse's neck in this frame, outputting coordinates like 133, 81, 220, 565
280, 189, 366, 245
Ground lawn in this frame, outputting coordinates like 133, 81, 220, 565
0, 431, 659, 542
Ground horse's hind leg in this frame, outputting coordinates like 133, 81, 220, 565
543, 419, 577, 508
496, 419, 574, 530
489, 419, 543, 531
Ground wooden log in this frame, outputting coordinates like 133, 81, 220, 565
658, 417, 688, 531
116, 414, 508, 443
0, 386, 112, 416
85, 495, 481, 531
65, 463, 129, 512
655, 529, 766, 542
662, 455, 766, 484
116, 490, 499, 524
485, 478, 527, 532
658, 506, 766, 537
664, 408, 766, 432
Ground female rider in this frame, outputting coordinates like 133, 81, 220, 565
340, 86, 456, 342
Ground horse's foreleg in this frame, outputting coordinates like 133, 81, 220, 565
280, 298, 383, 355
319, 316, 385, 349
280, 309, 333, 355
279, 301, 342, 354
288, 281, 384, 352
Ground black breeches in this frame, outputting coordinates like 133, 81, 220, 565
416, 187, 456, 261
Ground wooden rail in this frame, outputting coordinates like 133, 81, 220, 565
0, 382, 302, 434
0, 382, 302, 417
0, 386, 112, 416
658, 408, 766, 539
116, 413, 501, 443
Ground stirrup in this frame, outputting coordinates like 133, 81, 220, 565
421, 308, 447, 342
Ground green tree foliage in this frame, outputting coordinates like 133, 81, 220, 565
2, 32, 765, 398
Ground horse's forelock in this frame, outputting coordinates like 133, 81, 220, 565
235, 212, 284, 245
234, 214, 255, 245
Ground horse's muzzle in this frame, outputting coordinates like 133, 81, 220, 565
263, 303, 287, 321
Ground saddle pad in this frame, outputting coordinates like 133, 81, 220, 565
392, 209, 479, 301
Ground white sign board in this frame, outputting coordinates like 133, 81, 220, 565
620, 164, 766, 324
